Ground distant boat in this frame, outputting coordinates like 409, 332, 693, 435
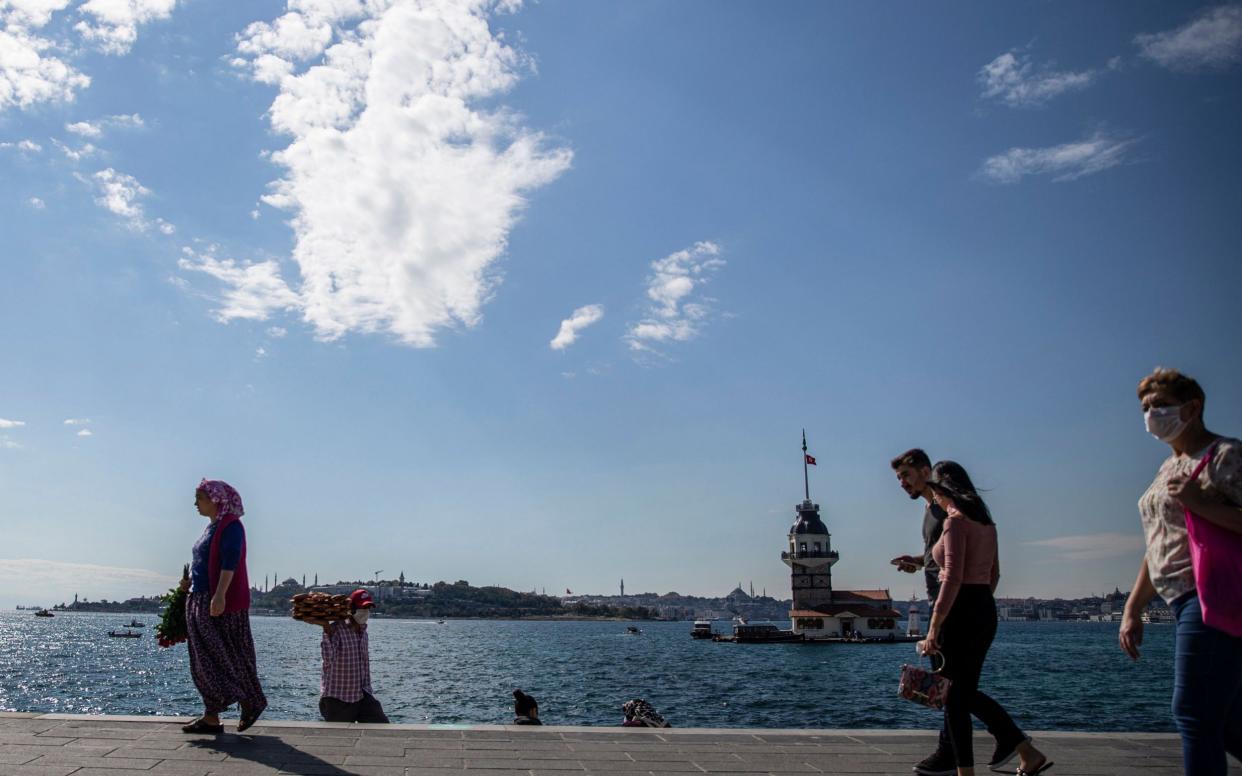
436, 620, 445, 625
34, 609, 54, 618
716, 623, 802, 643
732, 615, 748, 625
107, 630, 142, 639
125, 620, 145, 628
690, 620, 714, 639
626, 625, 642, 635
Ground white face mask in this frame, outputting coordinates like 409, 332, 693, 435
352, 609, 371, 625
1144, 405, 1188, 443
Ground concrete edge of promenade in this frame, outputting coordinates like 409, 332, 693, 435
0, 711, 1180, 739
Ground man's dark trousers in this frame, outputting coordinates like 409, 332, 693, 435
319, 693, 389, 723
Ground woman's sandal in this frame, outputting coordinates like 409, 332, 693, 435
181, 718, 224, 735
1016, 760, 1054, 776
236, 706, 265, 733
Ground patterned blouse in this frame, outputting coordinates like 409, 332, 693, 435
1138, 436, 1242, 603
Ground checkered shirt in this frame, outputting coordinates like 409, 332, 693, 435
321, 620, 372, 703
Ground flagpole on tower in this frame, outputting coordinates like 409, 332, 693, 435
802, 429, 810, 501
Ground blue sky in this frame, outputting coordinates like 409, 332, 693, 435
2, 1, 1240, 607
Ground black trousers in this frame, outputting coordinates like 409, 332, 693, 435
937, 585, 1024, 767
319, 693, 389, 724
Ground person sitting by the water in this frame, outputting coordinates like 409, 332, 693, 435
512, 689, 542, 725
621, 698, 670, 728
305, 589, 389, 724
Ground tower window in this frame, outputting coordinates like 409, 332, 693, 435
799, 542, 807, 554
813, 542, 821, 553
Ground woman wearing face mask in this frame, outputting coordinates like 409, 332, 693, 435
916, 462, 1052, 776
314, 588, 389, 723
181, 479, 267, 735
1123, 367, 1242, 775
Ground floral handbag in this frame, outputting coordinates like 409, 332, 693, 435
898, 654, 951, 709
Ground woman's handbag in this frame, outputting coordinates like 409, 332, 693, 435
898, 654, 951, 709
1182, 444, 1242, 637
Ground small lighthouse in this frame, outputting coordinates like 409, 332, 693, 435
782, 431, 903, 641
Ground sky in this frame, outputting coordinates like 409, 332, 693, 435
2, 0, 1241, 607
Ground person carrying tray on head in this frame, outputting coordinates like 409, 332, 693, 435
303, 588, 389, 723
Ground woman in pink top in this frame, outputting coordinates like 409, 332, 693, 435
917, 462, 1051, 776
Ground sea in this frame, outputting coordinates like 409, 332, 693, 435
0, 611, 1175, 731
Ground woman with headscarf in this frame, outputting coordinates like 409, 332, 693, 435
180, 479, 267, 734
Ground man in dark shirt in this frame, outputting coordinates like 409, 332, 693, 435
889, 449, 951, 776
890, 448, 946, 611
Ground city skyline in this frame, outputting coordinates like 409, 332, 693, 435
2, 1, 1241, 607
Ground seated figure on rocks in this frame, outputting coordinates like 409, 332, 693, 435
621, 698, 670, 728
512, 689, 542, 725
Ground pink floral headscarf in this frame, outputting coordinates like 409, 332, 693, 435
198, 479, 244, 519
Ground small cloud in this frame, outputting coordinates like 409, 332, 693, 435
1025, 532, 1146, 562
18, 140, 42, 153
66, 121, 102, 138
64, 114, 145, 138
28, 197, 45, 209
979, 131, 1138, 184
178, 247, 300, 323
0, 440, 22, 450
63, 418, 91, 426
76, 429, 93, 437
266, 326, 287, 338
1135, 5, 1242, 71
978, 49, 1097, 107
0, 418, 26, 429
255, 346, 268, 360
550, 304, 605, 351
560, 371, 576, 379
54, 140, 97, 161
250, 209, 261, 220
624, 241, 725, 355
157, 219, 176, 235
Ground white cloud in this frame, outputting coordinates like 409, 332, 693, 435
17, 139, 42, 152
76, 428, 92, 437
178, 246, 301, 322
74, 0, 177, 55
85, 167, 149, 227
54, 139, 96, 160
0, 14, 91, 112
0, 558, 177, 605
64, 113, 144, 138
550, 304, 604, 351
0, 439, 21, 450
1025, 532, 1146, 562
625, 241, 725, 353
978, 49, 1096, 107
266, 325, 287, 338
0, 418, 26, 428
28, 196, 44, 208
63, 418, 90, 425
979, 131, 1137, 184
1136, 5, 1242, 71
222, 0, 571, 347
65, 119, 101, 137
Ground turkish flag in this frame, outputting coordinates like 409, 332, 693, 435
805, 454, 817, 466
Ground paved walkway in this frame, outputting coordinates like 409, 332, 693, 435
1, 713, 1234, 776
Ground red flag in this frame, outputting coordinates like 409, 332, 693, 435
805, 454, 817, 466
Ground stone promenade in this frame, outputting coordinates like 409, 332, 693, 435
1, 713, 1234, 776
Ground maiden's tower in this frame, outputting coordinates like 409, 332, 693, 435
782, 432, 903, 641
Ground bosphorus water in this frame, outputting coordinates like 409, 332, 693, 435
1, 611, 1175, 730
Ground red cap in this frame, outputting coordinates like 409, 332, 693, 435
349, 589, 375, 609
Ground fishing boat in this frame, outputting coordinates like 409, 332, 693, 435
125, 620, 145, 628
715, 623, 803, 643
625, 625, 642, 635
690, 620, 714, 639
107, 630, 142, 638
34, 609, 54, 617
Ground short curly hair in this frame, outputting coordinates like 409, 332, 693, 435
1137, 367, 1205, 408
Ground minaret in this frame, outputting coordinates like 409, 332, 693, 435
620, 579, 625, 596
781, 431, 838, 612
314, 573, 318, 586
